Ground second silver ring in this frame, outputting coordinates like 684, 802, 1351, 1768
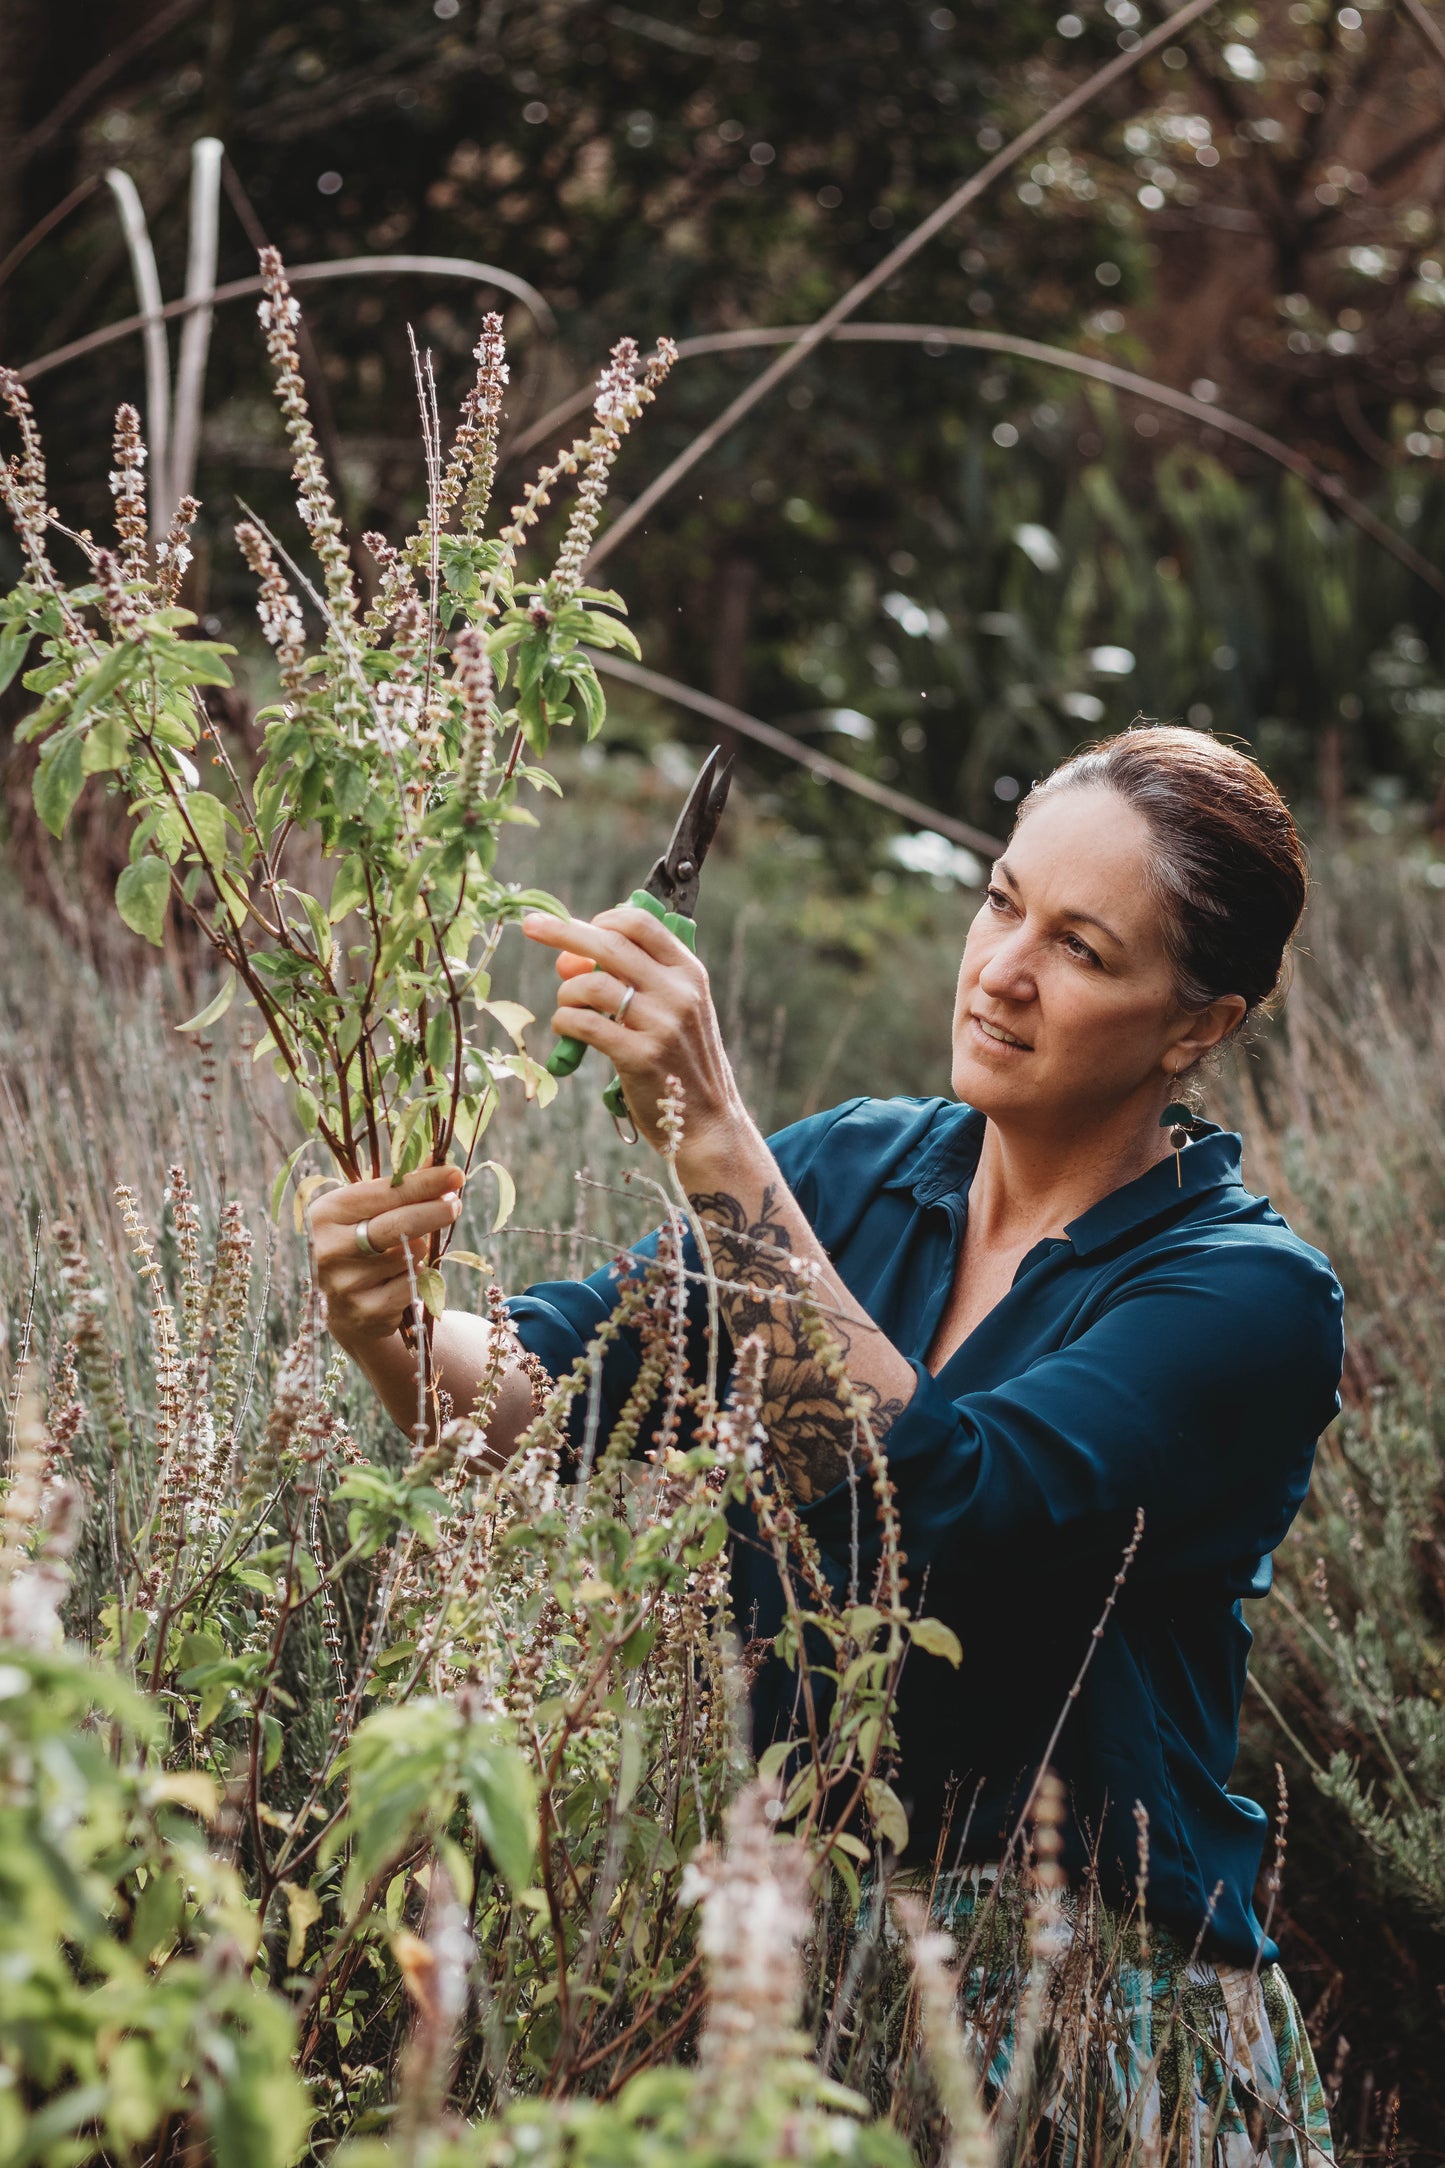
613, 984, 637, 1024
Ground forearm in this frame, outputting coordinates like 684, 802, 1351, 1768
677, 1119, 918, 1504
341, 1310, 536, 1464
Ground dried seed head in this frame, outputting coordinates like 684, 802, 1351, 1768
546, 336, 677, 606
93, 546, 143, 635
235, 520, 308, 705
1027, 1767, 1070, 1966
46, 1342, 85, 1459
0, 365, 50, 560
448, 312, 510, 540
362, 528, 420, 637
240, 1319, 315, 1510
371, 592, 427, 758
688, 1781, 811, 2139
395, 1861, 474, 2130
894, 1893, 994, 2168
716, 1332, 767, 1475
157, 494, 199, 602
256, 247, 358, 630
0, 1387, 82, 1650
658, 1074, 686, 1161
109, 404, 150, 582
451, 624, 497, 823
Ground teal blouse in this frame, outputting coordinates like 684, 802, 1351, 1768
507, 1096, 1344, 1963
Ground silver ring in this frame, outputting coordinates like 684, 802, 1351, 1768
614, 984, 637, 1024
355, 1219, 378, 1257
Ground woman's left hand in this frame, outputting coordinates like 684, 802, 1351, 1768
522, 905, 747, 1161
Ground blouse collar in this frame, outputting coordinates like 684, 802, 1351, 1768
884, 1102, 1246, 1257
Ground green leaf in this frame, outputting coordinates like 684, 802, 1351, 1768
907, 1616, 963, 1667
343, 1700, 461, 1892
33, 732, 86, 838
328, 854, 370, 923
177, 638, 235, 687
580, 614, 642, 659
388, 1096, 433, 1179
184, 788, 228, 868
0, 623, 31, 694
282, 1881, 323, 1970
425, 1008, 454, 1074
416, 1266, 447, 1318
479, 998, 534, 1047
452, 1088, 497, 1154
571, 664, 606, 741
463, 1733, 537, 1894
478, 1159, 516, 1233
298, 889, 332, 967
175, 971, 237, 1034
830, 1851, 862, 1910
214, 866, 250, 930
504, 886, 568, 916
67, 639, 134, 726
115, 856, 171, 946
757, 1738, 795, 1784
863, 1775, 910, 1853
270, 1139, 312, 1223
687, 1512, 728, 1564
781, 1763, 818, 1819
81, 711, 129, 774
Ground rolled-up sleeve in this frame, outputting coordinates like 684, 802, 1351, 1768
800, 1239, 1344, 1577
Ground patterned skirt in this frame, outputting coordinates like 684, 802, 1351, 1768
890, 1866, 1335, 2168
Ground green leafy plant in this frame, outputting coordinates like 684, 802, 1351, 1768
0, 253, 671, 1242
0, 1125, 974, 2166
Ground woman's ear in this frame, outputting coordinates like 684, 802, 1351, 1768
1165, 992, 1248, 1076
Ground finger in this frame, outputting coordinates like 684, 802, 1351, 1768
547, 1001, 632, 1061
522, 911, 591, 953
357, 1191, 462, 1257
555, 969, 640, 1024
592, 904, 698, 968
319, 1164, 464, 1230
556, 949, 597, 981
326, 1223, 435, 1288
318, 1191, 461, 1262
522, 912, 675, 992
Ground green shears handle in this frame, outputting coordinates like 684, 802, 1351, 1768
544, 888, 697, 1122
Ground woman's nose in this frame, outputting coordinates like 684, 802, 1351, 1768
976, 933, 1035, 1001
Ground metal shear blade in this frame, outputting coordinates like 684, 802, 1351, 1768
643, 744, 735, 917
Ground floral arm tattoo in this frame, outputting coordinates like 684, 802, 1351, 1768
686, 1182, 910, 1505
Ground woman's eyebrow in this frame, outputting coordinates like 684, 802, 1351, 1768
1067, 908, 1126, 949
994, 859, 1126, 948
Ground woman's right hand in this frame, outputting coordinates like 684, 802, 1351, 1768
309, 1164, 464, 1349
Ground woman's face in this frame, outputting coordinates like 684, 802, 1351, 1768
951, 785, 1228, 1134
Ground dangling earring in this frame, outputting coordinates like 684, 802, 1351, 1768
1160, 1101, 1194, 1186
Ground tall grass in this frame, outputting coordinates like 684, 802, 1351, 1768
0, 805, 1441, 2162
1219, 844, 1445, 2151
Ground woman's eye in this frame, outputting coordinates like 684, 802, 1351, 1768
1063, 933, 1101, 966
985, 886, 1012, 912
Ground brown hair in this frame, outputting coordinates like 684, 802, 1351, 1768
1018, 725, 1308, 1018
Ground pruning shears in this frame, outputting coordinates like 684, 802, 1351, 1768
544, 745, 735, 1134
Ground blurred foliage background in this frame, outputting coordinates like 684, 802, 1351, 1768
6, 0, 1445, 879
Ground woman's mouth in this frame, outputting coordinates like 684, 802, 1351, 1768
970, 1013, 1032, 1052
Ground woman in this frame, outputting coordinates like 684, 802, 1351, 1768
315, 726, 1343, 2161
